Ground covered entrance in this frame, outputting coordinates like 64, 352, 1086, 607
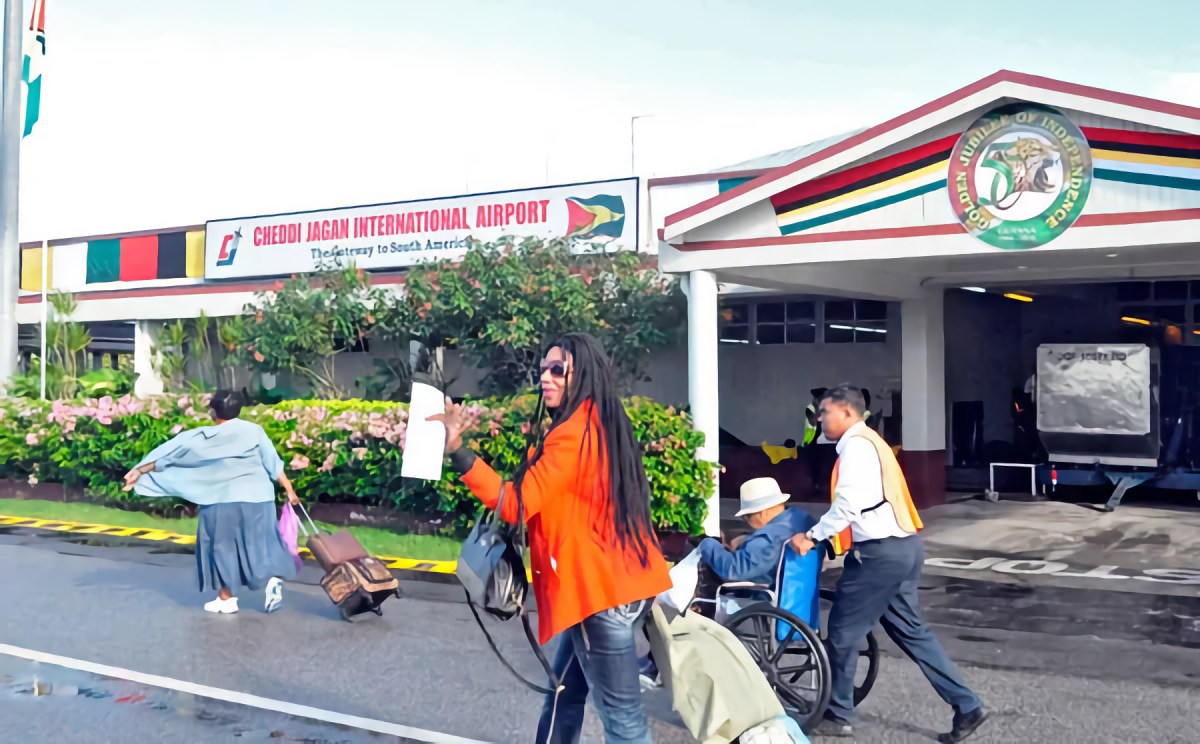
657, 71, 1200, 533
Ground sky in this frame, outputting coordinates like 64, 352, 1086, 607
13, 0, 1200, 242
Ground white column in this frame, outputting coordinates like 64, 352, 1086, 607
0, 0, 24, 385
687, 270, 721, 536
900, 290, 946, 452
133, 321, 165, 397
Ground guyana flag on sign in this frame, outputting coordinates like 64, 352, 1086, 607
21, 0, 46, 137
564, 194, 626, 241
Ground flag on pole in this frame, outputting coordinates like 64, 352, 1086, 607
21, 0, 46, 137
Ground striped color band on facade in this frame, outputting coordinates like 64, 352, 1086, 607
769, 127, 1200, 235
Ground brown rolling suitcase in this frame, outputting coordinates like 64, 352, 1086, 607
320, 556, 401, 621
297, 504, 400, 621
308, 528, 369, 572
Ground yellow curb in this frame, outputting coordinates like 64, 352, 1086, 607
0, 513, 459, 575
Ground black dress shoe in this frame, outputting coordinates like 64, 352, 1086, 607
938, 706, 989, 743
811, 718, 854, 738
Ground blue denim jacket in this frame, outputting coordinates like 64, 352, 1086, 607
133, 418, 284, 506
698, 507, 816, 588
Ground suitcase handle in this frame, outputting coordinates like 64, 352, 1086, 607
294, 501, 320, 537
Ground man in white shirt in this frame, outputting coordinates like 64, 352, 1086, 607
791, 385, 987, 742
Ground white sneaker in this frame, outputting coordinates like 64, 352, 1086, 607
204, 596, 239, 614
264, 578, 284, 614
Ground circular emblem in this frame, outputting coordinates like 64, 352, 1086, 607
948, 104, 1092, 249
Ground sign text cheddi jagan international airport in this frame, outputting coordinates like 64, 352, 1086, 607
204, 178, 638, 280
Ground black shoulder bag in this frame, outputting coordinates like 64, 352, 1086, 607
456, 482, 561, 695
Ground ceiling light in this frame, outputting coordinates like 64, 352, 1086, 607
1121, 316, 1151, 326
1004, 293, 1033, 302
830, 324, 887, 334
1017, 266, 1028, 270
1106, 253, 1119, 258
961, 286, 986, 293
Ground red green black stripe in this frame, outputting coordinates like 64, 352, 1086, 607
771, 134, 956, 215
779, 180, 946, 235
1080, 127, 1200, 152
1095, 169, 1200, 190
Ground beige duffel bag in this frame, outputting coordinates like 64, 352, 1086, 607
646, 604, 803, 744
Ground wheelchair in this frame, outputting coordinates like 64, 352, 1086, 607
685, 545, 880, 733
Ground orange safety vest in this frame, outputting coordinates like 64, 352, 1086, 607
828, 427, 923, 556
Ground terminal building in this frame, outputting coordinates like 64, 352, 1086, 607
18, 70, 1200, 518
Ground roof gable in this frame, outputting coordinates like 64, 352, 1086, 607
663, 70, 1200, 242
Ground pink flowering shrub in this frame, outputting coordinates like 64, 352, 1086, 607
0, 393, 713, 535
0, 395, 209, 502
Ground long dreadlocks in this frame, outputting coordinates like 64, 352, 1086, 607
511, 332, 658, 565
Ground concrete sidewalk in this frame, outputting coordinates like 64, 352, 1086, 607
920, 498, 1198, 575
719, 495, 1200, 650
721, 496, 1200, 597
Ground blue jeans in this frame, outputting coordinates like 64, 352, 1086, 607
535, 600, 652, 744
826, 535, 981, 725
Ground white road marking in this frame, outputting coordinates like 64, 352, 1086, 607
0, 643, 491, 744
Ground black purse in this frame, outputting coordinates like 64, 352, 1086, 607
457, 482, 561, 694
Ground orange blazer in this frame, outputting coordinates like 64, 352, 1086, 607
461, 401, 671, 644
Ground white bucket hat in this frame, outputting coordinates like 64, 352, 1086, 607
735, 477, 791, 517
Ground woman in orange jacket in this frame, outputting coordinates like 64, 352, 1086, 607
435, 332, 671, 743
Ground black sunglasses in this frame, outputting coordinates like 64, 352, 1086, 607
541, 360, 568, 378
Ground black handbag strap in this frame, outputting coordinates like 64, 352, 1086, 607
491, 478, 528, 549
482, 478, 517, 538
466, 480, 563, 695
464, 587, 561, 695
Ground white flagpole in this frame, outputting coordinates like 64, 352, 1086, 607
39, 237, 47, 398
0, 0, 24, 387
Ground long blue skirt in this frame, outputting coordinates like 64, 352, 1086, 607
195, 501, 297, 593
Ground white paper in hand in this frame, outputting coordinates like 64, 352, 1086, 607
657, 548, 702, 612
401, 382, 446, 481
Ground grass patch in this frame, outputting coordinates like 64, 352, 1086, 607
0, 498, 463, 561
336, 525, 461, 561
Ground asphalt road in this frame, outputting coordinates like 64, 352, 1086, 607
0, 653, 397, 744
0, 528, 1197, 743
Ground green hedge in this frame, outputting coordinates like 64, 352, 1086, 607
0, 394, 713, 535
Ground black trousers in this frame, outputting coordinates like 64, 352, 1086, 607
826, 536, 981, 724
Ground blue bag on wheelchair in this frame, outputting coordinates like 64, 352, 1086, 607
776, 546, 822, 640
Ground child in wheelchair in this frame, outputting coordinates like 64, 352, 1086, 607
640, 477, 817, 687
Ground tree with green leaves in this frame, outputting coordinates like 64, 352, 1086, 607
150, 312, 248, 393
232, 267, 392, 398
393, 237, 684, 395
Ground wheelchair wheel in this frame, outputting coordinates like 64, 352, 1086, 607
723, 603, 832, 733
818, 587, 880, 706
